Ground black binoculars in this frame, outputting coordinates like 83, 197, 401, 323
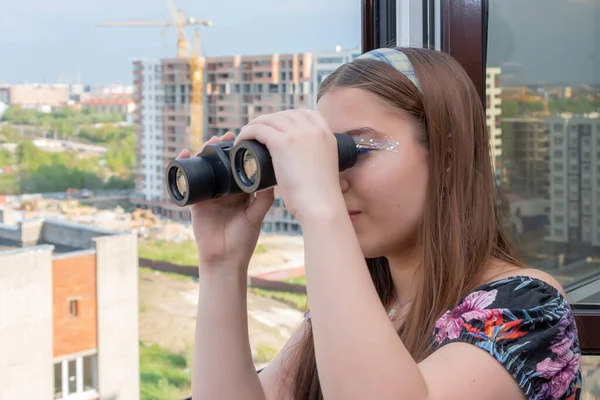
165, 133, 358, 207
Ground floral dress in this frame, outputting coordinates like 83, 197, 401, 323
432, 276, 582, 400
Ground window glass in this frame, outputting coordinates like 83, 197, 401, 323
487, 0, 600, 298
53, 362, 62, 399
68, 359, 77, 394
83, 355, 97, 391
581, 356, 600, 399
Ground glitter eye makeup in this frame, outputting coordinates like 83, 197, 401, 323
353, 137, 400, 153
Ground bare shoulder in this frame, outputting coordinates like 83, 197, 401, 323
492, 265, 567, 298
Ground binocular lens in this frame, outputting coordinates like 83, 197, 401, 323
167, 166, 189, 201
242, 151, 258, 185
175, 168, 188, 198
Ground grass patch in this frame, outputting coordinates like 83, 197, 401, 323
254, 244, 267, 254
139, 266, 193, 282
250, 275, 308, 311
138, 239, 267, 267
284, 275, 306, 285
139, 341, 191, 400
249, 288, 308, 312
138, 240, 200, 266
254, 343, 279, 364
0, 174, 19, 195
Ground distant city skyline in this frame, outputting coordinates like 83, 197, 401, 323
0, 0, 598, 85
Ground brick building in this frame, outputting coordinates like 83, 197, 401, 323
0, 216, 139, 400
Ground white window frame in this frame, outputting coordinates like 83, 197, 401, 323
54, 351, 98, 400
396, 0, 442, 50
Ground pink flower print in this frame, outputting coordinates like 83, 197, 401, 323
536, 313, 581, 398
435, 289, 499, 343
536, 350, 580, 398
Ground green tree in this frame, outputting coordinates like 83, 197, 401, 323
501, 100, 520, 118
0, 127, 16, 142
17, 142, 51, 171
104, 176, 134, 189
2, 105, 126, 127
0, 149, 12, 166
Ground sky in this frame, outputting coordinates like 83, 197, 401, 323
0, 0, 360, 84
487, 0, 600, 86
0, 0, 598, 85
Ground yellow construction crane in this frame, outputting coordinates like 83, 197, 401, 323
98, 0, 211, 149
188, 29, 205, 151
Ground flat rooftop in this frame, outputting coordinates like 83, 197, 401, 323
0, 218, 121, 256
0, 237, 82, 254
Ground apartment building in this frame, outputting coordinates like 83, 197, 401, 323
130, 59, 175, 217
204, 48, 361, 233
546, 113, 600, 253
204, 52, 320, 233
0, 83, 71, 107
131, 48, 359, 227
131, 56, 225, 220
204, 52, 315, 139
310, 48, 361, 107
81, 94, 135, 115
486, 67, 503, 184
0, 216, 139, 400
501, 117, 550, 198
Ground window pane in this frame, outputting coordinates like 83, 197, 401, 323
68, 359, 76, 394
83, 354, 97, 391
487, 0, 600, 301
53, 363, 62, 398
582, 356, 600, 398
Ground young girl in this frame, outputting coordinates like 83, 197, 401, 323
181, 47, 582, 400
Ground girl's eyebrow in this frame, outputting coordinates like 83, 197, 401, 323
344, 127, 385, 139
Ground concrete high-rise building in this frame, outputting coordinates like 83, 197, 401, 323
203, 52, 318, 234
486, 67, 503, 184
501, 117, 550, 198
130, 49, 359, 228
132, 59, 165, 205
0, 217, 139, 400
203, 49, 360, 234
311, 48, 361, 108
204, 53, 315, 139
546, 113, 600, 252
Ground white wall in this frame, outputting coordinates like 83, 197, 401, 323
140, 60, 165, 201
0, 246, 54, 400
94, 233, 140, 400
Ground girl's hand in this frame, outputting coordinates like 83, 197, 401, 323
235, 109, 345, 222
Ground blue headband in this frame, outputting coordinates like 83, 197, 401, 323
357, 48, 421, 91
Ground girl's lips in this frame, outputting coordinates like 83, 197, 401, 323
348, 211, 362, 221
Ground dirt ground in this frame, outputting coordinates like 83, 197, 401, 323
138, 268, 303, 365
249, 234, 305, 274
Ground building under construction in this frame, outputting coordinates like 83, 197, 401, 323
130, 57, 197, 220
108, 1, 362, 224
130, 48, 361, 222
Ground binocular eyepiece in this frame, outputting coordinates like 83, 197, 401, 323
165, 133, 358, 207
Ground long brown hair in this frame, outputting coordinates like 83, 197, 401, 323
285, 47, 523, 399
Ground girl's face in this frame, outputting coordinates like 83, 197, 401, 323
317, 87, 429, 258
